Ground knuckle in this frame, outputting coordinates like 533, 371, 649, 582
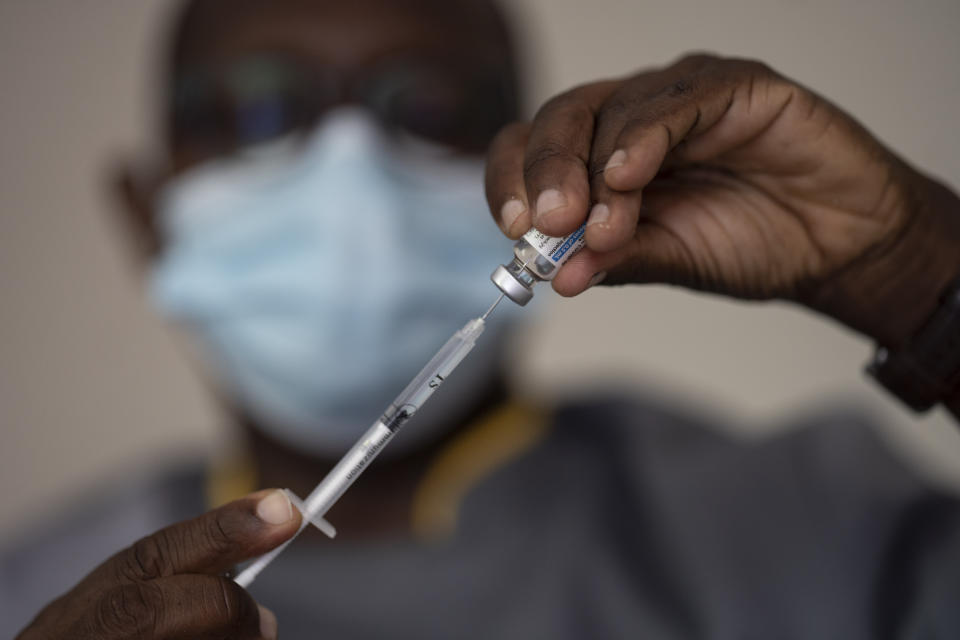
207, 576, 254, 632
96, 583, 162, 637
669, 54, 779, 94
598, 90, 641, 122
196, 510, 236, 561
667, 77, 696, 98
600, 78, 696, 129
658, 72, 707, 102
523, 139, 578, 176
534, 87, 596, 130
726, 56, 777, 80
597, 96, 660, 141
122, 532, 175, 581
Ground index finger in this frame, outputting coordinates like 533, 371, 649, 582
521, 80, 621, 237
106, 489, 302, 583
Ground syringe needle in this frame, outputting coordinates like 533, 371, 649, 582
481, 293, 505, 321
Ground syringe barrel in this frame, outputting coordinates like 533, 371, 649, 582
491, 224, 587, 305
301, 419, 395, 516
234, 417, 397, 587
381, 318, 485, 430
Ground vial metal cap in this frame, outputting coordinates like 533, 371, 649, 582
491, 264, 534, 306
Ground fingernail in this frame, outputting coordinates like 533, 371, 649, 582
587, 203, 610, 227
588, 271, 608, 288
605, 149, 627, 172
535, 189, 567, 224
256, 490, 293, 525
500, 198, 525, 233
259, 605, 278, 640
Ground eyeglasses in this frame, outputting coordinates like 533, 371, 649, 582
170, 53, 518, 157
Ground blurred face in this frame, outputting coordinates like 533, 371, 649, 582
118, 0, 521, 455
120, 0, 517, 254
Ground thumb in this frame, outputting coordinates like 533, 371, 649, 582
552, 218, 698, 297
104, 489, 303, 583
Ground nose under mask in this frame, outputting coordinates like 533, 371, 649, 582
150, 110, 519, 456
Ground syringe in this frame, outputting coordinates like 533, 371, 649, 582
235, 224, 586, 587
234, 293, 506, 587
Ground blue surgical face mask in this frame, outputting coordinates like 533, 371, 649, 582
150, 110, 517, 455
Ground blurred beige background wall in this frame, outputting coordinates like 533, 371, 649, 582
1, 0, 958, 546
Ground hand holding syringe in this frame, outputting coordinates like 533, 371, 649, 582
235, 223, 586, 587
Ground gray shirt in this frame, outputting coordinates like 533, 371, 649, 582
4, 396, 959, 638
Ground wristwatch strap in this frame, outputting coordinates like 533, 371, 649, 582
868, 277, 960, 412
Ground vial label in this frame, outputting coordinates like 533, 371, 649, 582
523, 223, 587, 266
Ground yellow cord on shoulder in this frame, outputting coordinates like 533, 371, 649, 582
206, 403, 550, 541
206, 452, 258, 509
409, 403, 549, 542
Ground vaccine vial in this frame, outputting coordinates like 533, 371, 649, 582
491, 224, 587, 305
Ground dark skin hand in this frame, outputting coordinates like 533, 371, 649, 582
17, 490, 302, 640
485, 54, 960, 418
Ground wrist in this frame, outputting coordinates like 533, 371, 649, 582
947, 388, 960, 420
867, 276, 960, 411
808, 168, 960, 348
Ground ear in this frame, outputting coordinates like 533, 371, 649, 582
107, 157, 164, 266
